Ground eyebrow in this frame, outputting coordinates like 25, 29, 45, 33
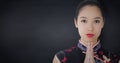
94, 17, 101, 19
80, 16, 87, 19
80, 16, 102, 19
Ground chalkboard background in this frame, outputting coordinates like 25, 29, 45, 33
1, 0, 120, 63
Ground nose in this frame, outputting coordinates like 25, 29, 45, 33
87, 23, 94, 31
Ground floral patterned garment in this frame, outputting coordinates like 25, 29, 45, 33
56, 41, 120, 63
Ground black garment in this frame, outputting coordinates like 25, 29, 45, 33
55, 42, 120, 63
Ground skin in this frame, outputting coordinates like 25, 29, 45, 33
74, 5, 104, 46
53, 55, 60, 63
74, 5, 104, 63
53, 5, 104, 63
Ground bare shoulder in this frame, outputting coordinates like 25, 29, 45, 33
53, 55, 61, 63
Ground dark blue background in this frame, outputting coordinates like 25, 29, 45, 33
1, 0, 120, 63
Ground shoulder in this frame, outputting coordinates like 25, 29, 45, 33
97, 47, 120, 62
55, 46, 77, 61
55, 46, 83, 63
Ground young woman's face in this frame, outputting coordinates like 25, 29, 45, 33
75, 5, 104, 42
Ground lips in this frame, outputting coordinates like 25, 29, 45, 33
86, 34, 94, 38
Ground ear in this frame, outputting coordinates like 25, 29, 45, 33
74, 18, 78, 28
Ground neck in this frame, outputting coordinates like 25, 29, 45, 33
79, 38, 99, 48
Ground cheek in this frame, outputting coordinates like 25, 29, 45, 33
95, 26, 102, 37
77, 26, 86, 36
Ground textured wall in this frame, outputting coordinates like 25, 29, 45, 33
1, 0, 120, 63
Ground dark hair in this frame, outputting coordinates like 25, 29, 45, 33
74, 0, 105, 21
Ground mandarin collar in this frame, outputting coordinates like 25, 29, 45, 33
77, 41, 101, 52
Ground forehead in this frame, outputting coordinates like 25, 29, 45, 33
78, 5, 102, 19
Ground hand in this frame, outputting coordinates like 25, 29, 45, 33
84, 42, 95, 63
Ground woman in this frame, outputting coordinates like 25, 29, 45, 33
53, 0, 120, 63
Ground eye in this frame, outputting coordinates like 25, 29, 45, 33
94, 20, 100, 23
81, 19, 87, 23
